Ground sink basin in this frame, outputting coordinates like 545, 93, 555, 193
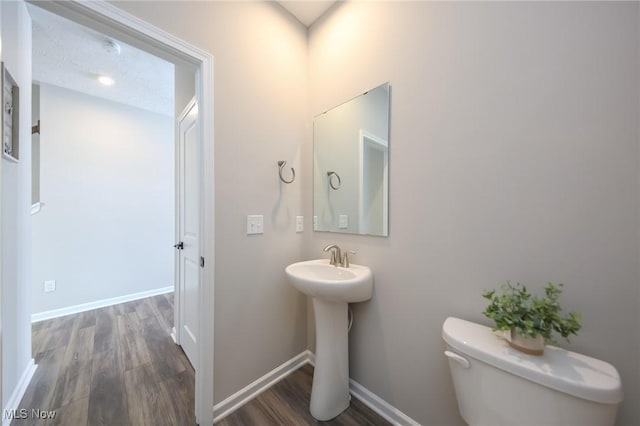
285, 258, 373, 420
285, 259, 372, 303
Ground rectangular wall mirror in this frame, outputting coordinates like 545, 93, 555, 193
313, 82, 390, 236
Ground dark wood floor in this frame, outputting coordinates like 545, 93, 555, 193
15, 295, 389, 426
215, 364, 391, 426
13, 293, 195, 426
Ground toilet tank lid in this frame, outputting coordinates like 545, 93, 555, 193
442, 317, 623, 404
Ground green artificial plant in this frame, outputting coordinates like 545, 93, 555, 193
482, 282, 581, 344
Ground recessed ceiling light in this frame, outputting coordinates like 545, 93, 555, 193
98, 75, 115, 86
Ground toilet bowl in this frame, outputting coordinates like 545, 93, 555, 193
442, 317, 623, 426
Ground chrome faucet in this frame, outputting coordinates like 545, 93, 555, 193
323, 244, 356, 268
323, 244, 342, 266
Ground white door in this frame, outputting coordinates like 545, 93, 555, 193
176, 97, 200, 368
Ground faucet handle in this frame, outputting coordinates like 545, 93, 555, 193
342, 250, 356, 268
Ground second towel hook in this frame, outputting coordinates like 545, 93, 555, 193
278, 161, 295, 184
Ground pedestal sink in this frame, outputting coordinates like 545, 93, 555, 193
285, 259, 373, 420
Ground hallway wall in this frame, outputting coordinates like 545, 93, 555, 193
31, 84, 174, 315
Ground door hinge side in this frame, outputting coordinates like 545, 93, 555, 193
200, 256, 205, 268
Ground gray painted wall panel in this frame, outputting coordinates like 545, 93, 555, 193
309, 2, 639, 425
112, 0, 310, 405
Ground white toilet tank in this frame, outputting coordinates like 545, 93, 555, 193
442, 317, 623, 426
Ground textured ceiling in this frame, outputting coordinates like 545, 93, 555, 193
29, 4, 174, 117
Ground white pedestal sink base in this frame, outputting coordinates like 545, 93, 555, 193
310, 299, 350, 421
285, 259, 373, 420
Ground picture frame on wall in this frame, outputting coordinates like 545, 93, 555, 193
2, 61, 20, 162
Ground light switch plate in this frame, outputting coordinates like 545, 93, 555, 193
247, 215, 264, 234
313, 215, 318, 231
339, 214, 348, 229
296, 216, 304, 233
44, 280, 56, 293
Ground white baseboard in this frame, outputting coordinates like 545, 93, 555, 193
212, 350, 312, 423
170, 327, 177, 344
211, 350, 419, 425
349, 378, 421, 426
2, 359, 37, 426
31, 286, 174, 323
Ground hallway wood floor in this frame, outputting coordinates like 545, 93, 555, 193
13, 293, 195, 426
14, 294, 389, 426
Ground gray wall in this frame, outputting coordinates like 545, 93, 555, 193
308, 2, 639, 425
1, 0, 33, 408
112, 1, 309, 404
113, 1, 640, 425
31, 84, 174, 314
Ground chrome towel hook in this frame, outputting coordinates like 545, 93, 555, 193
278, 161, 295, 184
327, 171, 341, 190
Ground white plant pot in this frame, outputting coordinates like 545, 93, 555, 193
506, 328, 545, 355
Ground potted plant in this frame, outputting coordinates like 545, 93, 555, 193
482, 282, 581, 355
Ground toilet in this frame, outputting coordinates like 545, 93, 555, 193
442, 317, 623, 426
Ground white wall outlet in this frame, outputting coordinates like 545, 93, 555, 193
339, 214, 349, 229
246, 215, 264, 235
313, 215, 318, 231
295, 216, 304, 233
44, 280, 56, 293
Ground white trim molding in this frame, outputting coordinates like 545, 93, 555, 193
213, 350, 312, 423
23, 2, 215, 424
349, 379, 421, 426
31, 286, 173, 323
50, 2, 216, 424
2, 359, 37, 426
213, 351, 420, 425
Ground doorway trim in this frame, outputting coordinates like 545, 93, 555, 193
28, 1, 215, 424
358, 129, 388, 236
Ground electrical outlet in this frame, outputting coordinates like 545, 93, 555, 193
44, 280, 56, 293
246, 215, 264, 235
339, 214, 349, 229
313, 215, 318, 231
296, 216, 304, 233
